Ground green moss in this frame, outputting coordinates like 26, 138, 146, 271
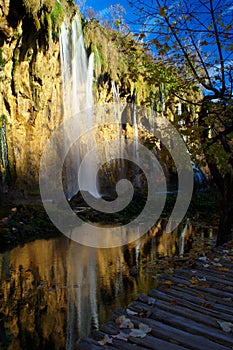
50, 0, 65, 36
0, 49, 6, 71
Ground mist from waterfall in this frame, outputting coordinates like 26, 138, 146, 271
59, 15, 99, 200
59, 16, 146, 200
132, 98, 141, 188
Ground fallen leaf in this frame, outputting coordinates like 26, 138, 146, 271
139, 323, 152, 333
197, 276, 207, 281
217, 321, 233, 332
112, 332, 128, 341
129, 329, 147, 338
163, 280, 174, 287
212, 262, 223, 267
197, 293, 204, 299
190, 276, 198, 284
147, 297, 156, 305
177, 283, 186, 287
218, 267, 229, 272
116, 316, 134, 329
126, 309, 138, 316
98, 334, 113, 345
116, 315, 126, 324
199, 256, 208, 262
201, 302, 213, 309
120, 318, 134, 329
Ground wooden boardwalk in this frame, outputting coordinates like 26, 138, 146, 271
77, 243, 233, 349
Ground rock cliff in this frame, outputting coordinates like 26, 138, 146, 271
0, 0, 76, 193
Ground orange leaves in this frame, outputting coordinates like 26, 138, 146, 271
163, 280, 175, 288
190, 276, 199, 286
159, 6, 168, 18
201, 302, 213, 309
217, 266, 229, 272
200, 40, 208, 46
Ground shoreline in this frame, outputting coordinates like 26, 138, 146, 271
0, 188, 220, 252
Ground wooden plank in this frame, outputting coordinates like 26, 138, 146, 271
86, 329, 140, 350
100, 321, 120, 335
112, 338, 149, 350
91, 329, 148, 350
132, 296, 227, 330
77, 245, 233, 349
127, 300, 233, 347
76, 336, 113, 350
146, 289, 233, 322
188, 263, 233, 281
127, 334, 190, 350
174, 268, 233, 288
89, 319, 189, 350
159, 274, 233, 298
129, 315, 230, 350
170, 285, 233, 310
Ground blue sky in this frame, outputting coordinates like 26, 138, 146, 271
76, 0, 135, 23
75, 0, 140, 33
79, 0, 130, 13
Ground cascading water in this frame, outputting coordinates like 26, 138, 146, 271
111, 81, 126, 180
59, 15, 99, 199
0, 115, 8, 191
132, 94, 141, 188
59, 17, 145, 200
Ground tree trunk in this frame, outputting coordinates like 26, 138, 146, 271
216, 172, 233, 246
199, 99, 233, 246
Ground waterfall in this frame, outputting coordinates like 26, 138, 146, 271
192, 163, 209, 192
111, 81, 125, 180
179, 220, 188, 257
177, 99, 182, 116
0, 116, 8, 191
59, 15, 99, 199
132, 96, 141, 188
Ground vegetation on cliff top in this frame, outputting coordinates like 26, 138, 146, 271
83, 17, 201, 109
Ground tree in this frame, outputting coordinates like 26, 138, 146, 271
79, 2, 129, 33
130, 0, 233, 244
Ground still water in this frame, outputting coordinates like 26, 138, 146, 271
0, 219, 215, 349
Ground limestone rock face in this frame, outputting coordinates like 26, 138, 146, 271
0, 0, 63, 191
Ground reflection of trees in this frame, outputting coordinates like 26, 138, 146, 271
0, 240, 68, 350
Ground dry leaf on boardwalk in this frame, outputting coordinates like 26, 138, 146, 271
98, 334, 113, 345
217, 321, 233, 332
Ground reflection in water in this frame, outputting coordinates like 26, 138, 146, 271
0, 219, 215, 349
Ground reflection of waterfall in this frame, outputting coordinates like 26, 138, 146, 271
59, 15, 99, 199
66, 246, 98, 348
179, 219, 188, 256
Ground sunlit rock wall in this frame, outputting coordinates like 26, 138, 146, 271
0, 0, 76, 192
